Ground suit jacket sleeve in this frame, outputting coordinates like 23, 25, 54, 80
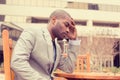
57, 40, 81, 73
11, 30, 48, 80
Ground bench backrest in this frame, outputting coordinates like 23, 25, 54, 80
76, 53, 90, 72
2, 29, 14, 80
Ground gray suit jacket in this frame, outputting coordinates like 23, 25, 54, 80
11, 26, 80, 80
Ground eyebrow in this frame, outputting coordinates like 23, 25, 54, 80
66, 17, 75, 25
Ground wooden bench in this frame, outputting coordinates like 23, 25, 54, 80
75, 53, 90, 72
1, 23, 23, 80
2, 29, 14, 80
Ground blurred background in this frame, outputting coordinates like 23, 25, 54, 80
0, 0, 120, 76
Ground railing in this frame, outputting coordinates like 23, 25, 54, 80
91, 54, 113, 72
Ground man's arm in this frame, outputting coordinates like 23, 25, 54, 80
57, 40, 81, 73
57, 20, 81, 73
11, 30, 48, 80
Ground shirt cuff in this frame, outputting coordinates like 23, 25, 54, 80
69, 40, 81, 45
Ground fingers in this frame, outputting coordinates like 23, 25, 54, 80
67, 28, 77, 40
64, 18, 77, 40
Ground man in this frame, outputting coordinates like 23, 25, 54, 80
11, 9, 80, 80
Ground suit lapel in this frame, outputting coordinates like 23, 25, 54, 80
42, 27, 54, 70
53, 38, 61, 71
42, 27, 61, 73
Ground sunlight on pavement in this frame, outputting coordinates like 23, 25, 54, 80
0, 73, 4, 80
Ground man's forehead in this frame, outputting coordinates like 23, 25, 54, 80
64, 16, 75, 24
65, 16, 73, 21
64, 17, 74, 24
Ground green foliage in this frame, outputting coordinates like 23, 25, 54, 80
102, 67, 120, 74
111, 67, 119, 74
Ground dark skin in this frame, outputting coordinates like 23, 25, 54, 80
48, 16, 77, 41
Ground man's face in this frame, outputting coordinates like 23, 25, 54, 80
51, 17, 75, 40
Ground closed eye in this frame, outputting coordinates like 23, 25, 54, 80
64, 22, 69, 27
71, 21, 75, 26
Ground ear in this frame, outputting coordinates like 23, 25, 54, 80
51, 17, 56, 25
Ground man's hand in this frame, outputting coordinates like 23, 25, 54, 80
66, 19, 77, 40
67, 26, 77, 40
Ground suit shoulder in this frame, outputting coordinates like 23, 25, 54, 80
23, 26, 42, 32
22, 26, 47, 36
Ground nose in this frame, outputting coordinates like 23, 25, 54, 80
66, 27, 70, 33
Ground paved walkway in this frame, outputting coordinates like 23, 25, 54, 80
0, 73, 4, 80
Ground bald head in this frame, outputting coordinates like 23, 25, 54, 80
49, 9, 71, 21
47, 9, 76, 40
